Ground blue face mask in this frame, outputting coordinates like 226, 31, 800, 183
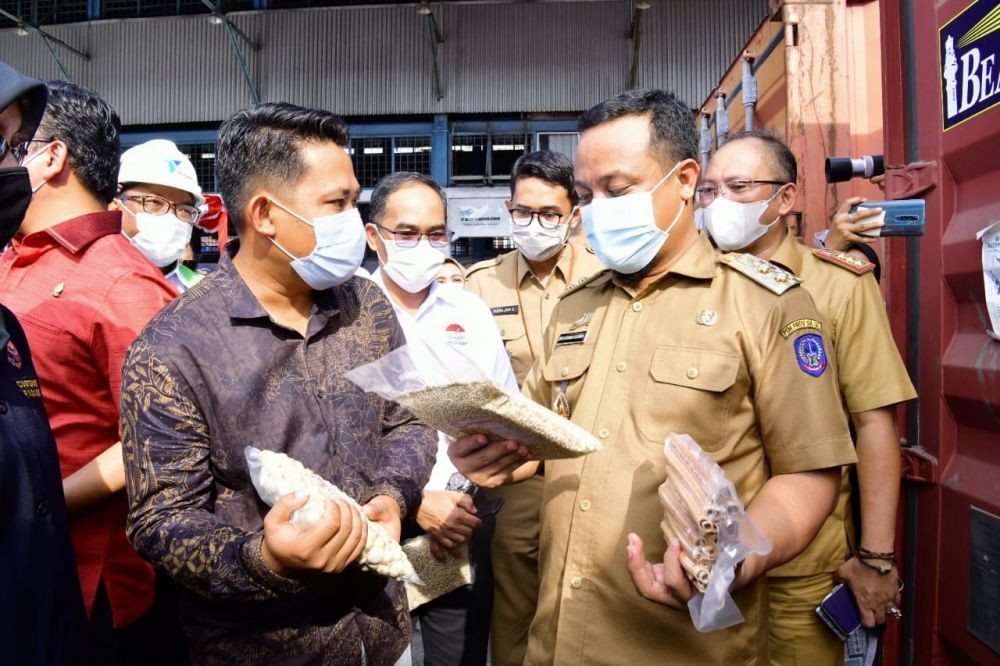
269, 200, 366, 290
580, 162, 686, 274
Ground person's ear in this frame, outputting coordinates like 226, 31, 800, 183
246, 195, 278, 238
365, 223, 387, 262
777, 183, 798, 216
35, 140, 68, 181
676, 159, 701, 201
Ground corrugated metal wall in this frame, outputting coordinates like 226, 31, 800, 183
0, 0, 769, 125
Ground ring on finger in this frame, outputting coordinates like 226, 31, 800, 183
887, 605, 903, 619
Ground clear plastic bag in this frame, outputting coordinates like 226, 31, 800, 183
345, 341, 601, 460
245, 446, 421, 584
658, 433, 772, 632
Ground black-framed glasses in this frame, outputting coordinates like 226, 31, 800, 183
0, 138, 48, 165
695, 179, 787, 205
374, 222, 453, 248
509, 207, 571, 230
118, 194, 201, 225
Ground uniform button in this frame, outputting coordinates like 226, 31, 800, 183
598, 428, 609, 439
616, 361, 627, 372
580, 499, 591, 512
500, 329, 506, 337
570, 576, 583, 589
545, 293, 551, 300
35, 501, 48, 516
561, 367, 569, 378
631, 302, 643, 312
686, 367, 699, 379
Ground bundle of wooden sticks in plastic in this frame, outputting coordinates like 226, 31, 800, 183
658, 434, 729, 593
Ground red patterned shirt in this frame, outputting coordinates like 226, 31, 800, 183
0, 211, 176, 627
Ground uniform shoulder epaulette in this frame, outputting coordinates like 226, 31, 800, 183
718, 252, 802, 295
465, 254, 505, 277
559, 268, 613, 300
811, 247, 876, 275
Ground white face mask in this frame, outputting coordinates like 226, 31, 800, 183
121, 206, 192, 268
269, 201, 366, 290
510, 212, 573, 262
701, 185, 786, 252
581, 163, 684, 274
380, 237, 447, 293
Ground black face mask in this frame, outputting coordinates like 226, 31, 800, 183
0, 167, 31, 248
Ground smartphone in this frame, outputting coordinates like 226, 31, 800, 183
816, 583, 863, 641
849, 199, 925, 237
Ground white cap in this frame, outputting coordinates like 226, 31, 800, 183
118, 139, 205, 207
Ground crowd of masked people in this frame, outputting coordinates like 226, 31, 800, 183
1, 57, 914, 666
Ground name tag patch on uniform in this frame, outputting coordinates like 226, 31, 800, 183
780, 318, 823, 338
6, 340, 21, 369
16, 378, 41, 398
490, 305, 520, 316
794, 333, 828, 377
556, 331, 588, 346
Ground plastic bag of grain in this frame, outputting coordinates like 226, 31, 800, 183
245, 447, 420, 583
658, 433, 772, 632
344, 343, 601, 460
401, 535, 472, 611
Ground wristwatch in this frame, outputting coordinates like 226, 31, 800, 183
446, 472, 477, 497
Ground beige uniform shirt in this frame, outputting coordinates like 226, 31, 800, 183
768, 232, 917, 577
520, 233, 856, 665
466, 244, 605, 385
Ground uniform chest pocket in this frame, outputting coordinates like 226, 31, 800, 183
496, 316, 526, 343
638, 346, 741, 452
541, 344, 595, 414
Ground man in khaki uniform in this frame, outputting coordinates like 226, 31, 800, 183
465, 150, 603, 666
448, 89, 856, 664
699, 132, 917, 664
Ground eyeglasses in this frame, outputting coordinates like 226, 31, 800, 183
374, 222, 453, 248
0, 138, 49, 165
695, 179, 787, 205
118, 194, 201, 225
509, 207, 571, 230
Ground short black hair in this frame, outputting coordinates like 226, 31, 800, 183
216, 102, 351, 231
369, 172, 447, 226
35, 81, 121, 204
578, 88, 697, 167
723, 130, 798, 184
510, 150, 578, 206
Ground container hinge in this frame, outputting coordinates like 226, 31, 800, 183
900, 444, 939, 484
886, 160, 938, 199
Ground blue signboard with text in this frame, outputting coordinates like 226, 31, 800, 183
940, 1, 1000, 131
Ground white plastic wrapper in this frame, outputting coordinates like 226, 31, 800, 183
245, 447, 420, 584
345, 341, 601, 460
658, 433, 772, 632
401, 535, 472, 612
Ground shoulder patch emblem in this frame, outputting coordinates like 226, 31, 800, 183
794, 333, 828, 377
780, 318, 823, 338
718, 252, 802, 295
812, 248, 875, 275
